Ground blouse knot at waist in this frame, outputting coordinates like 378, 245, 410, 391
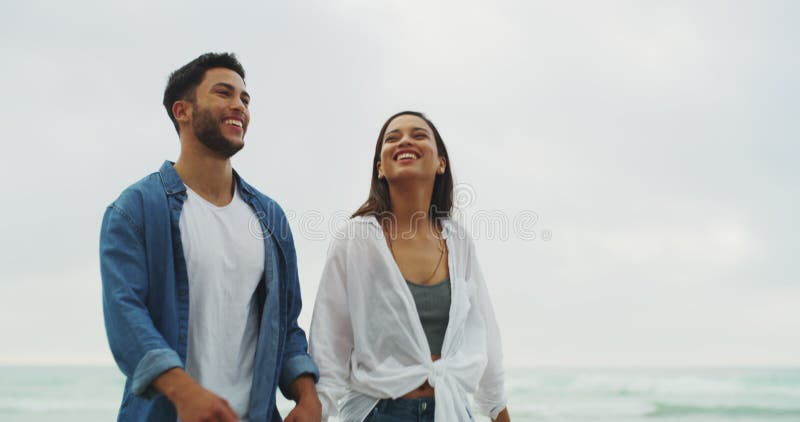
428, 359, 447, 388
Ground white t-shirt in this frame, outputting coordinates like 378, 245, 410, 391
179, 185, 265, 420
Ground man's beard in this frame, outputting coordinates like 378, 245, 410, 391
192, 105, 244, 158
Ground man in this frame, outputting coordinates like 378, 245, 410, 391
100, 52, 321, 421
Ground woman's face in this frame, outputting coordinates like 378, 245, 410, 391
377, 114, 446, 184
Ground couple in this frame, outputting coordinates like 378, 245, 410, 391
100, 53, 510, 422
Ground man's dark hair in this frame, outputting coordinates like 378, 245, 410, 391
162, 52, 246, 133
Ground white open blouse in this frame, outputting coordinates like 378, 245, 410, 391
309, 216, 507, 421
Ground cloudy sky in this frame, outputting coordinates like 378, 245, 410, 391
1, 0, 798, 368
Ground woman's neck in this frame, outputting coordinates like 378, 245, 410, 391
387, 183, 437, 239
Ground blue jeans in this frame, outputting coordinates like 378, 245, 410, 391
364, 398, 436, 422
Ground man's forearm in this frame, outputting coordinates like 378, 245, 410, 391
288, 374, 319, 403
285, 375, 321, 421
152, 367, 194, 402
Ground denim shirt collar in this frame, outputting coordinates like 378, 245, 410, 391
157, 160, 256, 198
157, 160, 289, 261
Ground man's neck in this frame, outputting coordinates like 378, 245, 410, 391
174, 136, 235, 206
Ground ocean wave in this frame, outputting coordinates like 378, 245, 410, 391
646, 402, 800, 418
0, 398, 117, 413
553, 370, 800, 398
567, 373, 743, 395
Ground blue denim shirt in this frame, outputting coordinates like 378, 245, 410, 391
100, 161, 319, 421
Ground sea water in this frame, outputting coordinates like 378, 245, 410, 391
1, 366, 799, 421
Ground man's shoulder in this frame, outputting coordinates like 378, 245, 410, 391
234, 174, 299, 246
109, 171, 166, 217
236, 175, 286, 217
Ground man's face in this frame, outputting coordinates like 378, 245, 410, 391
189, 68, 250, 158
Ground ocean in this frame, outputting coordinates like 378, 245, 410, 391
1, 366, 798, 421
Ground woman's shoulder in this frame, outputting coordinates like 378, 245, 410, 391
441, 218, 476, 248
348, 214, 382, 227
335, 215, 382, 238
326, 215, 382, 249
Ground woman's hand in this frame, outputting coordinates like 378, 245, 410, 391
492, 407, 510, 422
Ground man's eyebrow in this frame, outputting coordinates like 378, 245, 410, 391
212, 82, 250, 99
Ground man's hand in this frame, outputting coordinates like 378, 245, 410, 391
284, 374, 321, 422
171, 383, 239, 422
153, 368, 239, 422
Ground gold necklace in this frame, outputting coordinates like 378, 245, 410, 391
386, 229, 446, 284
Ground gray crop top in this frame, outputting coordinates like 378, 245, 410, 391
405, 278, 451, 355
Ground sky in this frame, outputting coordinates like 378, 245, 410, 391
1, 0, 798, 368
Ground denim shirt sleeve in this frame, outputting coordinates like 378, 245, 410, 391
277, 221, 320, 398
100, 204, 182, 397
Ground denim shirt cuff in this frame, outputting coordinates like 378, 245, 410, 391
132, 348, 183, 398
279, 354, 320, 394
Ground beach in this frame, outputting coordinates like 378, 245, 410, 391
1, 366, 798, 421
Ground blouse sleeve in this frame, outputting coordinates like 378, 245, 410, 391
309, 238, 354, 420
467, 237, 508, 419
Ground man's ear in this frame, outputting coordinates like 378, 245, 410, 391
172, 100, 192, 126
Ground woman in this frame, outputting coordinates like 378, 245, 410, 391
310, 111, 510, 421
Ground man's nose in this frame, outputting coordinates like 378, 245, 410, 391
231, 96, 247, 112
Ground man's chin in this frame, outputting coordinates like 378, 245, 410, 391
199, 137, 244, 159
218, 143, 244, 158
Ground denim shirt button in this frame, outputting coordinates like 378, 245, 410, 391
179, 334, 186, 342
179, 288, 188, 297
